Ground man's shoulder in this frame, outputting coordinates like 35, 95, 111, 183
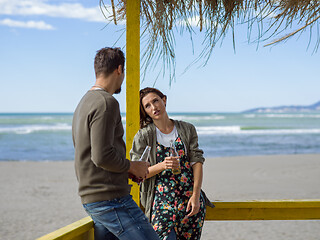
83, 90, 119, 111
84, 90, 116, 101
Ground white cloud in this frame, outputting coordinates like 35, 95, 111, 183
177, 15, 213, 29
0, 0, 112, 22
0, 18, 54, 30
188, 16, 201, 28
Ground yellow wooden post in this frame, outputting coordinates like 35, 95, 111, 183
126, 0, 140, 204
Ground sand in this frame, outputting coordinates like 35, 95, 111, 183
0, 154, 319, 240
201, 154, 320, 240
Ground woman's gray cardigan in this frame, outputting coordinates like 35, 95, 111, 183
130, 120, 214, 221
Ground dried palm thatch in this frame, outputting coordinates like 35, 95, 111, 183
101, 0, 320, 83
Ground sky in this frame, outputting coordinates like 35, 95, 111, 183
0, 0, 319, 113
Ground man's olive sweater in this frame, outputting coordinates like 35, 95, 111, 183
72, 89, 131, 204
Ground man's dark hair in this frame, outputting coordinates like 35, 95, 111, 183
94, 47, 125, 78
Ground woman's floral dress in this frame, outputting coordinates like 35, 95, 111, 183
151, 136, 206, 240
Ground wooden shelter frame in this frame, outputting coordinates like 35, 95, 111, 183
37, 1, 320, 239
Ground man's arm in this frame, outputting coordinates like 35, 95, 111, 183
128, 161, 150, 179
90, 111, 130, 173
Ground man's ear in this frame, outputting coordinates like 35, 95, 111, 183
117, 65, 123, 75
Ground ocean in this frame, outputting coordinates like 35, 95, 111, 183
0, 112, 320, 161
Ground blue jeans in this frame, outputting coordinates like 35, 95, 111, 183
167, 229, 176, 240
83, 195, 160, 240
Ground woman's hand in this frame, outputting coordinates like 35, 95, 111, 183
146, 156, 179, 178
186, 194, 200, 217
161, 156, 180, 170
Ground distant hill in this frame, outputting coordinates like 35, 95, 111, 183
243, 101, 320, 113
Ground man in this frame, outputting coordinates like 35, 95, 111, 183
72, 47, 160, 240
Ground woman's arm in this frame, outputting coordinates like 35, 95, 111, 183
146, 156, 179, 179
188, 124, 205, 164
192, 162, 203, 198
146, 163, 164, 178
186, 162, 203, 217
130, 130, 147, 162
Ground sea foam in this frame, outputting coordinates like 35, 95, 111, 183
0, 124, 71, 134
196, 126, 320, 135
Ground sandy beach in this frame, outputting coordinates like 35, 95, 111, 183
1, 154, 319, 240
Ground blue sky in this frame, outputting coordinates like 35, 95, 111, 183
0, 0, 319, 113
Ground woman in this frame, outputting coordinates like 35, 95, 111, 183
130, 87, 213, 240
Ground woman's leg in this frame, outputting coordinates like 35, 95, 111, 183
176, 196, 206, 240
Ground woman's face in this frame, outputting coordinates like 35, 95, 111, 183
141, 92, 167, 120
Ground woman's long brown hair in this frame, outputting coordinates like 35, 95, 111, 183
139, 87, 166, 129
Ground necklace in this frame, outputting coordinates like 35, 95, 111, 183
92, 84, 104, 89
92, 84, 108, 92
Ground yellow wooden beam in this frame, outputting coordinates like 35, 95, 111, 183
37, 200, 320, 239
205, 199, 320, 221
126, 0, 141, 204
36, 216, 94, 240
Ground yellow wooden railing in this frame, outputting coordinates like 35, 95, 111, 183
37, 216, 94, 240
37, 199, 320, 240
36, 1, 320, 239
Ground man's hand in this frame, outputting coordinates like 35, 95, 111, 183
128, 161, 150, 179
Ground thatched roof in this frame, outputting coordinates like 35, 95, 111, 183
101, 0, 320, 82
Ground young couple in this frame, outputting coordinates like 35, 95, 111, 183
72, 47, 212, 240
